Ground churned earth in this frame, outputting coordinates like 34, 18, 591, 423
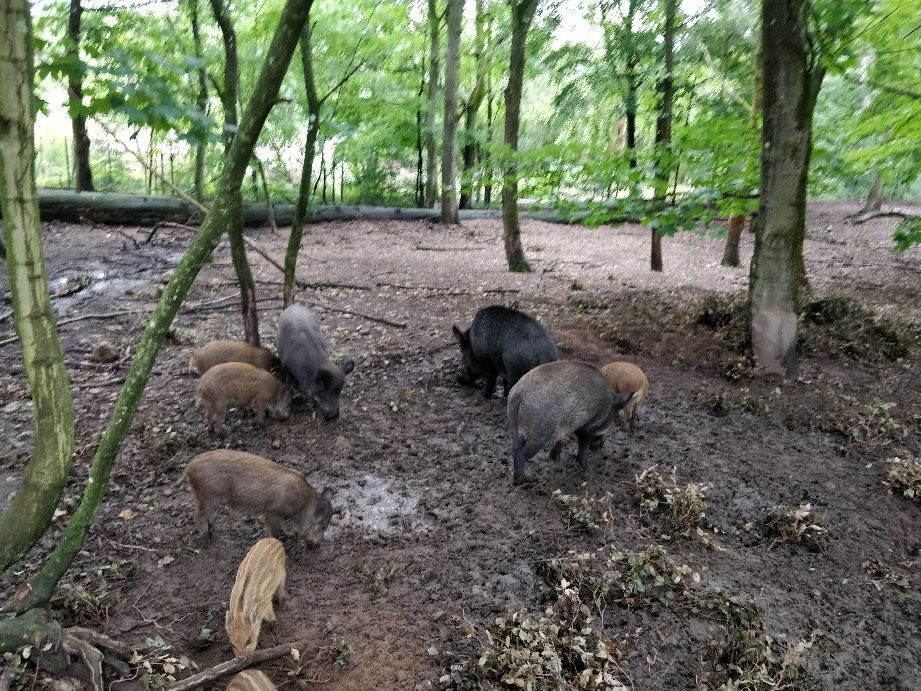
1, 201, 920, 689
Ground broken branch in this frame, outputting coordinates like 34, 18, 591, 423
168, 640, 308, 691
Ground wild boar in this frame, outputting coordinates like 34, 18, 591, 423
195, 362, 292, 433
277, 305, 354, 421
226, 538, 286, 656
190, 339, 280, 375
507, 361, 635, 485
228, 671, 277, 691
452, 305, 558, 398
601, 361, 649, 432
184, 450, 335, 544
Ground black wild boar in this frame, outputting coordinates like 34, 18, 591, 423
277, 305, 354, 421
507, 361, 635, 485
452, 305, 558, 398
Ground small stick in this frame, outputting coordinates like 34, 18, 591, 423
168, 640, 308, 691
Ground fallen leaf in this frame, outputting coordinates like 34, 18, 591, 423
118, 508, 137, 520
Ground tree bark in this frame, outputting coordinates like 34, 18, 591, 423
459, 0, 487, 210
284, 20, 319, 307
189, 0, 208, 201
440, 0, 462, 224
424, 0, 440, 208
415, 56, 426, 207
748, 0, 824, 375
67, 0, 94, 192
860, 174, 883, 213
502, 0, 539, 272
721, 214, 745, 267
0, 0, 76, 572
6, 0, 313, 613
209, 0, 258, 345
483, 65, 494, 206
650, 0, 676, 272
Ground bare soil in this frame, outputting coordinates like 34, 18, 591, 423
1, 201, 920, 689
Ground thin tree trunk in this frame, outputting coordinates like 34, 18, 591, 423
189, 0, 208, 201
483, 87, 493, 205
415, 56, 426, 207
721, 214, 745, 267
459, 0, 487, 210
209, 0, 258, 345
0, 0, 76, 571
502, 0, 539, 271
67, 0, 94, 192
860, 175, 883, 213
440, 0, 462, 224
650, 0, 676, 273
425, 0, 440, 208
625, 58, 638, 170
748, 0, 824, 375
284, 21, 320, 307
5, 0, 313, 614
253, 156, 276, 233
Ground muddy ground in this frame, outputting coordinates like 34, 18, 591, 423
1, 201, 920, 689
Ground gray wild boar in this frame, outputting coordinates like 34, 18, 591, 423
184, 450, 335, 545
190, 339, 280, 375
452, 305, 558, 398
600, 361, 649, 432
196, 362, 292, 433
226, 538, 286, 656
277, 305, 354, 421
507, 361, 635, 485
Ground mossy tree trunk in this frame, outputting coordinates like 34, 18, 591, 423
3, 0, 313, 616
209, 0, 259, 345
67, 0, 93, 192
0, 0, 76, 572
189, 0, 208, 201
748, 0, 824, 375
425, 0, 440, 208
502, 0, 539, 272
440, 0, 462, 224
284, 16, 319, 308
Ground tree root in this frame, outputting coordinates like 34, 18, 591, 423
0, 610, 137, 691
168, 639, 308, 690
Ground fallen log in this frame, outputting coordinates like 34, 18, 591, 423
23, 190, 587, 227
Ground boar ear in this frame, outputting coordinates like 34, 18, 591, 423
452, 325, 468, 346
340, 360, 355, 376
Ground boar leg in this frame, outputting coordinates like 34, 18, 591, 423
482, 370, 498, 399
263, 513, 284, 538
575, 431, 594, 470
549, 440, 563, 460
194, 502, 214, 546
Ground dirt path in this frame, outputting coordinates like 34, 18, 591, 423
1, 201, 919, 689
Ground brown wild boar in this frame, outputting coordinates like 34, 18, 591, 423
195, 362, 292, 433
226, 538, 286, 656
184, 450, 335, 544
190, 339, 280, 375
228, 671, 278, 691
600, 361, 649, 432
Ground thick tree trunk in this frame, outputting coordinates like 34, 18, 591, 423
189, 0, 208, 201
0, 0, 76, 572
67, 0, 94, 192
284, 22, 319, 307
459, 0, 487, 210
502, 0, 539, 272
650, 0, 676, 273
6, 0, 313, 614
425, 0, 440, 208
440, 0, 462, 224
721, 214, 745, 267
748, 0, 824, 375
209, 0, 258, 345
